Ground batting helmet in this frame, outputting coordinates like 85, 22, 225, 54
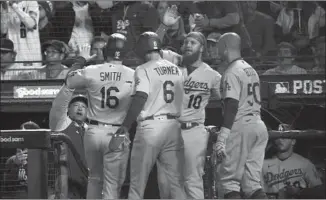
134, 32, 162, 58
69, 94, 88, 107
104, 33, 127, 61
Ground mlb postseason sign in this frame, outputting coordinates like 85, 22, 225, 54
263, 74, 326, 97
13, 85, 61, 99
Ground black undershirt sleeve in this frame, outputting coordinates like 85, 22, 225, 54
222, 98, 239, 130
122, 91, 148, 130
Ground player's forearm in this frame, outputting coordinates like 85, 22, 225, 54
155, 23, 169, 42
11, 5, 37, 30
49, 85, 74, 131
122, 91, 148, 130
209, 13, 240, 29
219, 98, 239, 141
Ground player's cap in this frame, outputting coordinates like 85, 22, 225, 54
38, 1, 54, 19
277, 42, 296, 54
20, 121, 40, 130
105, 33, 127, 61
69, 94, 88, 107
42, 40, 69, 56
278, 123, 292, 131
0, 38, 15, 52
134, 31, 162, 58
207, 32, 222, 43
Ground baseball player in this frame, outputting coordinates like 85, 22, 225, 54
50, 85, 89, 198
213, 32, 269, 199
262, 124, 323, 199
179, 32, 222, 199
156, 32, 221, 199
65, 33, 134, 199
113, 32, 186, 199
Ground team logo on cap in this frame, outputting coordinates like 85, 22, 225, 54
153, 41, 158, 49
115, 51, 120, 59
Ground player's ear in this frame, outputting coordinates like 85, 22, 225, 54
291, 139, 296, 146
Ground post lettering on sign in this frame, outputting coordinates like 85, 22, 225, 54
292, 79, 326, 95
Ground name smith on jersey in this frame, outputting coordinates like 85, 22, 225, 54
100, 72, 122, 81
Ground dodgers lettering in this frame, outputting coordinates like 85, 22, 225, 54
100, 72, 122, 81
243, 67, 256, 77
154, 66, 180, 76
184, 77, 209, 91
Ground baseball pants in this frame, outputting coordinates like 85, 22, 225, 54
182, 124, 209, 199
218, 115, 268, 198
128, 119, 186, 199
83, 124, 129, 199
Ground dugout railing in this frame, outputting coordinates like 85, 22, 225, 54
0, 129, 88, 199
0, 128, 325, 199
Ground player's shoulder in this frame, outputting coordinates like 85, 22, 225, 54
291, 153, 314, 167
121, 64, 135, 74
203, 62, 221, 76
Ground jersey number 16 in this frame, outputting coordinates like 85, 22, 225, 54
100, 86, 119, 108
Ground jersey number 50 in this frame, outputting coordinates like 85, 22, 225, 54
100, 86, 119, 108
163, 81, 174, 103
247, 82, 261, 106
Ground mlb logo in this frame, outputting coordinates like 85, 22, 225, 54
272, 82, 289, 94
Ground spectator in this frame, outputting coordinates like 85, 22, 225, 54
38, 1, 54, 31
204, 32, 224, 70
88, 36, 107, 65
155, 2, 186, 52
38, 40, 69, 79
38, 1, 55, 44
111, 2, 160, 54
0, 1, 42, 67
68, 2, 94, 55
262, 124, 324, 199
308, 2, 325, 41
263, 42, 307, 75
1, 38, 38, 80
3, 121, 56, 199
274, 1, 317, 53
312, 36, 325, 73
238, 1, 276, 58
190, 1, 240, 36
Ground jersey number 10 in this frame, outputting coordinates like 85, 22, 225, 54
100, 86, 119, 108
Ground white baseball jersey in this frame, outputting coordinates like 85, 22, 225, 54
66, 63, 135, 124
4, 1, 42, 67
220, 59, 261, 122
262, 153, 322, 195
179, 62, 221, 124
135, 58, 184, 121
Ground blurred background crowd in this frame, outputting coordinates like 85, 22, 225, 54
1, 1, 325, 80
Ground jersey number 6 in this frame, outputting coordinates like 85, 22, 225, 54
163, 81, 174, 103
100, 86, 119, 108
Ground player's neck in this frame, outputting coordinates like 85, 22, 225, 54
109, 60, 122, 65
227, 52, 242, 64
190, 59, 203, 68
277, 149, 293, 161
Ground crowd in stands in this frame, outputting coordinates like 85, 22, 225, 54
0, 1, 325, 80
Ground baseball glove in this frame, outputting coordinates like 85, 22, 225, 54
109, 126, 130, 152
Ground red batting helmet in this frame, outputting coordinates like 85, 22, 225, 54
134, 31, 162, 58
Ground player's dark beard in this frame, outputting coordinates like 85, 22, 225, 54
182, 50, 201, 66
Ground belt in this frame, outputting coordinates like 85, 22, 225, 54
88, 119, 121, 127
180, 122, 200, 130
144, 114, 177, 121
